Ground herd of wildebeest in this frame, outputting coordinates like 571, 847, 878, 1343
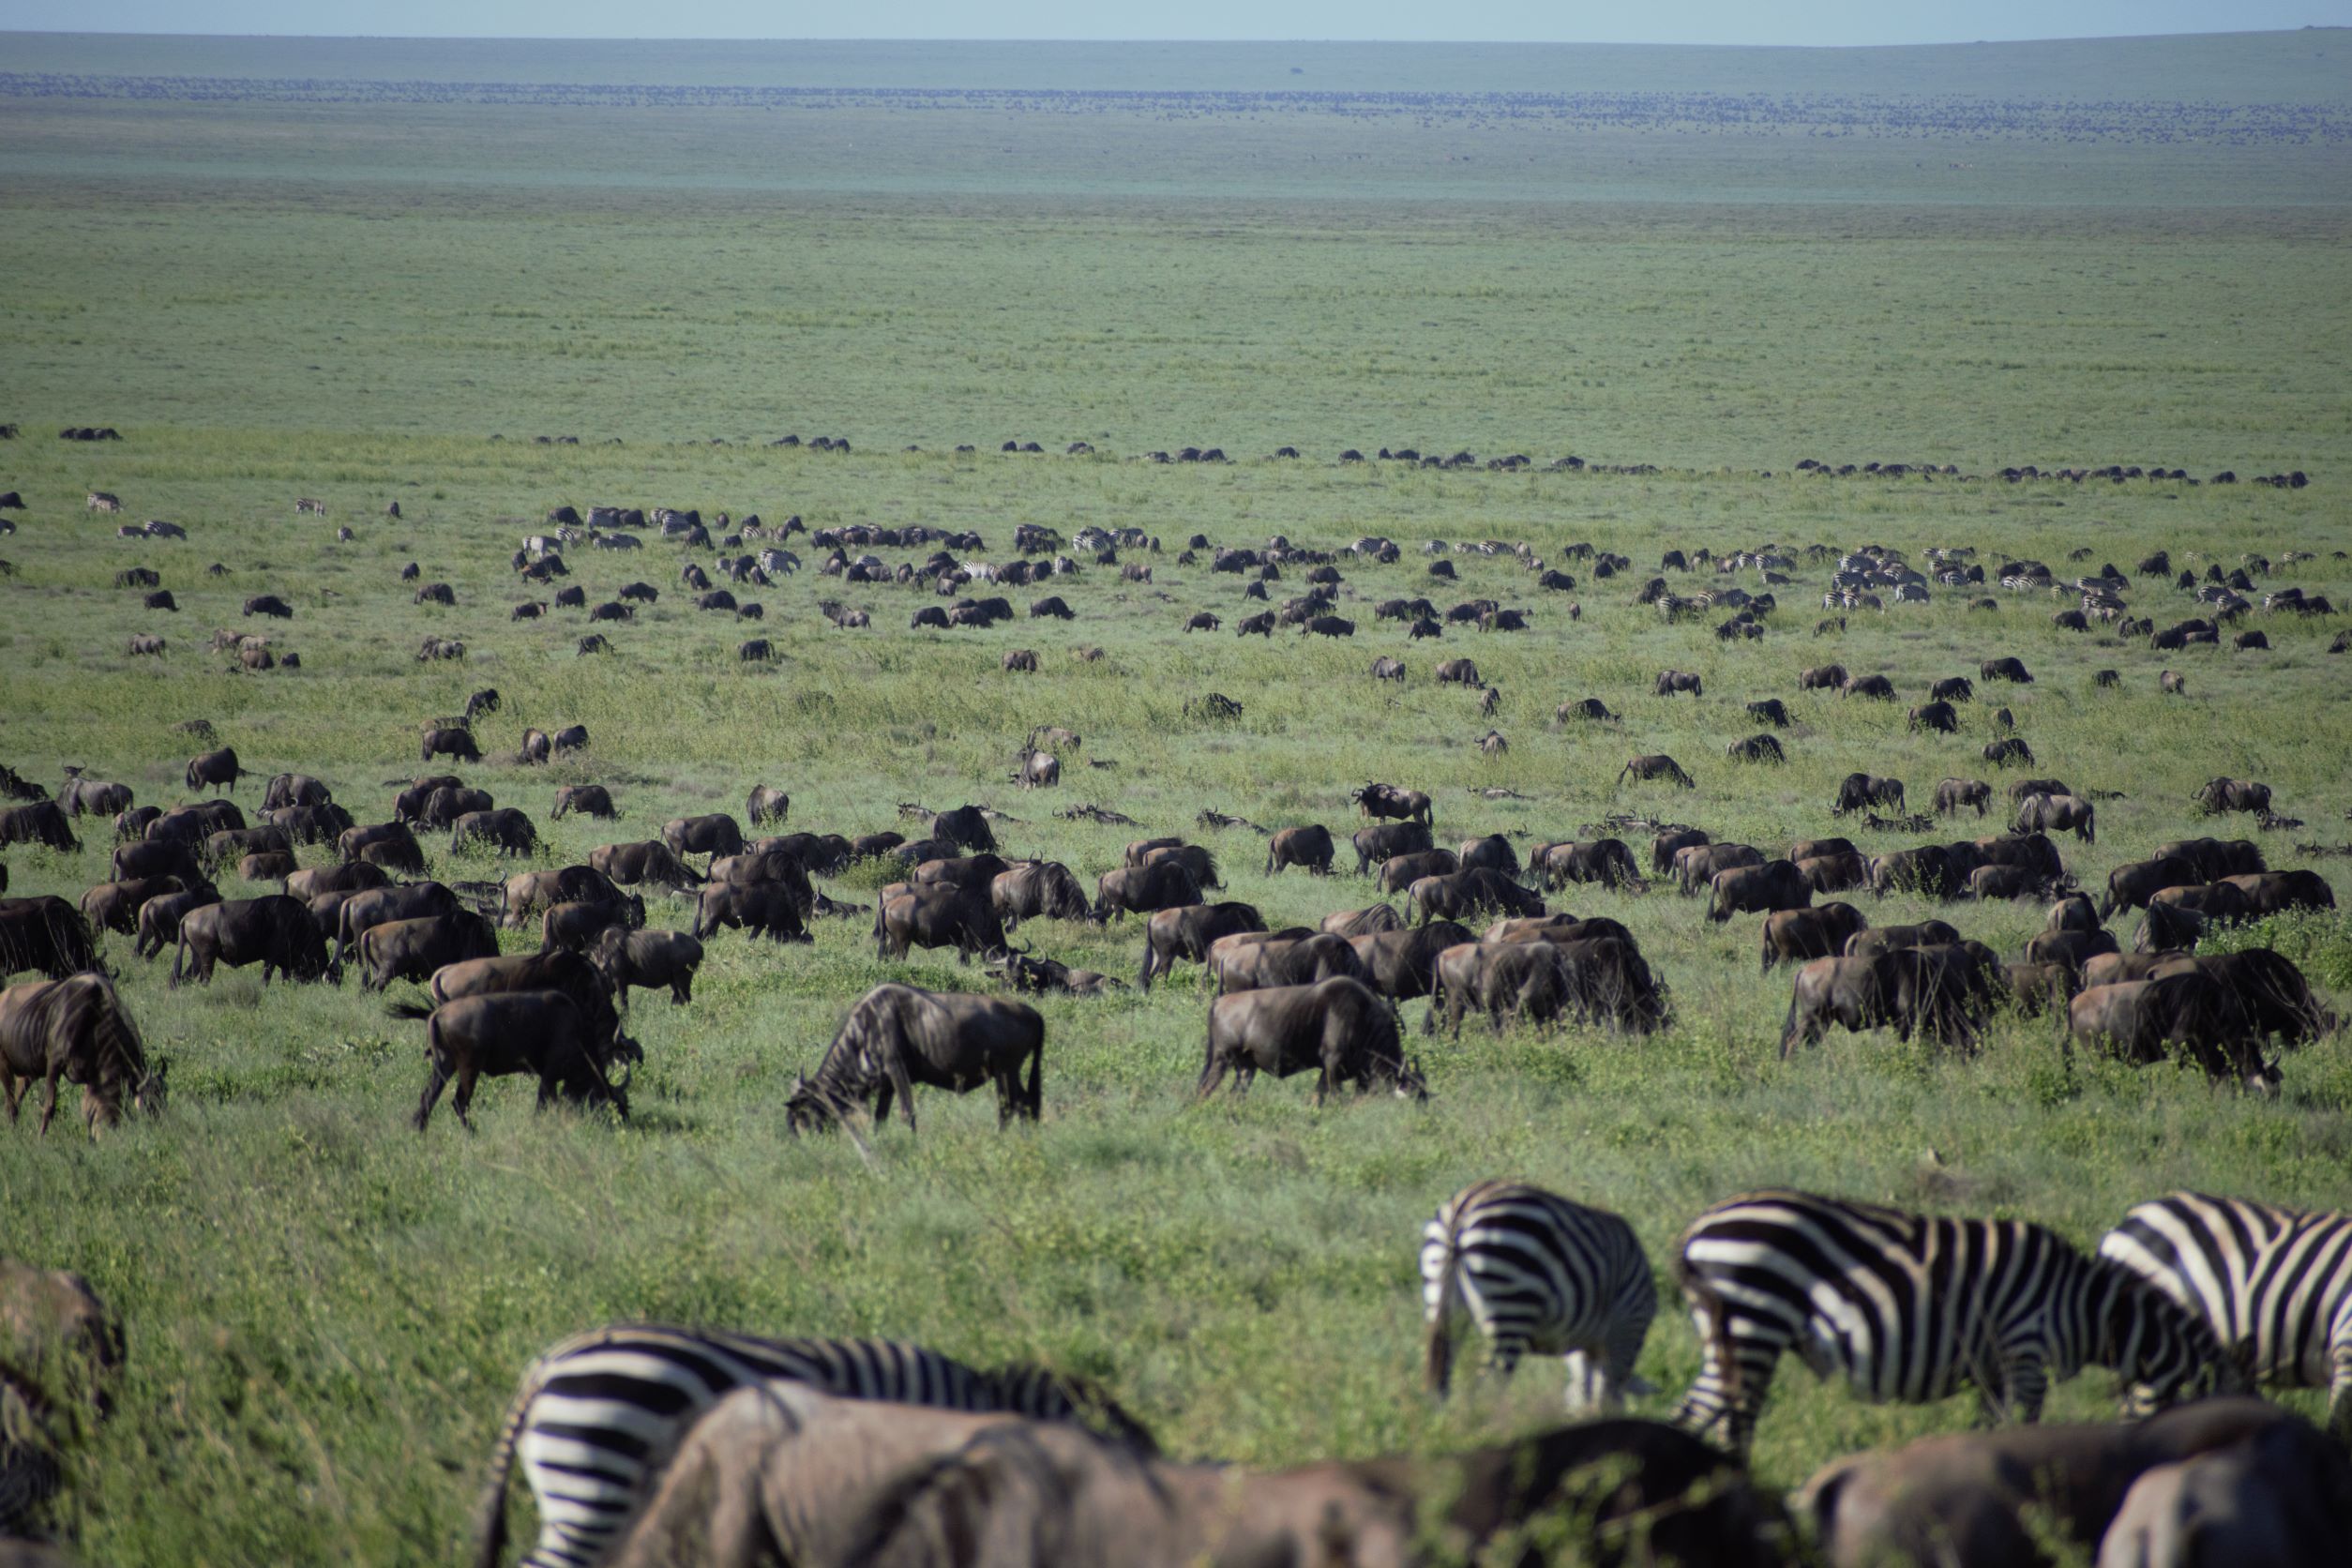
2, 460, 2349, 1565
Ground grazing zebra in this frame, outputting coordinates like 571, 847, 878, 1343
471, 1326, 1154, 1568
2099, 1191, 2352, 1438
1421, 1179, 1658, 1410
1670, 1189, 2236, 1455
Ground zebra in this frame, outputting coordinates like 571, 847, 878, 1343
1669, 1189, 2237, 1455
470, 1326, 1154, 1568
2099, 1191, 2352, 1439
1420, 1179, 1658, 1410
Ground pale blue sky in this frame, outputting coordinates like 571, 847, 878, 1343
0, 1, 2345, 45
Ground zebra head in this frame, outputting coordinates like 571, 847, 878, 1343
2099, 1265, 2247, 1414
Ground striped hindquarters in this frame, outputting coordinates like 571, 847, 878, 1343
2101, 1191, 2352, 1397
485, 1327, 1103, 1568
1421, 1179, 1656, 1404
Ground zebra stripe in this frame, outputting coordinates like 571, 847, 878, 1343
2099, 1191, 2352, 1437
472, 1326, 1150, 1568
1421, 1179, 1657, 1410
1669, 1189, 2230, 1455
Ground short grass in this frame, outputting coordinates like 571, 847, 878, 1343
0, 30, 2349, 1567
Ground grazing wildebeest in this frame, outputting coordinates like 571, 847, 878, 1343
449, 808, 539, 857
785, 984, 1043, 1133
1760, 903, 1868, 972
1347, 921, 1476, 1001
1983, 737, 2036, 768
2070, 974, 2273, 1089
1533, 839, 1642, 892
1349, 821, 1432, 876
1832, 773, 1905, 816
1798, 852, 1870, 894
1137, 902, 1268, 991
1408, 867, 1545, 925
1352, 782, 1433, 827
2154, 837, 2265, 882
1197, 976, 1424, 1105
259, 772, 332, 812
875, 883, 1004, 961
354, 912, 501, 991
663, 813, 746, 863
2193, 777, 2271, 815
1323, 903, 1405, 938
697, 882, 812, 945
2014, 792, 2096, 842
1727, 733, 1786, 763
1655, 670, 1702, 697
330, 882, 463, 969
412, 991, 626, 1132
1908, 701, 1959, 733
2103, 855, 2201, 918
1981, 656, 2033, 683
1935, 777, 1993, 818
584, 841, 702, 897
988, 862, 1093, 929
2222, 869, 2335, 918
548, 784, 617, 822
0, 973, 164, 1137
388, 949, 632, 1068
1619, 754, 1695, 789
1091, 861, 1203, 922
1709, 860, 1812, 922
1843, 673, 1897, 701
0, 802, 83, 857
1675, 842, 1765, 896
1930, 675, 1975, 702
1209, 932, 1366, 996
537, 894, 644, 956
1559, 697, 1620, 724
172, 896, 330, 986
1261, 823, 1335, 877
420, 726, 481, 764
133, 887, 219, 960
79, 876, 190, 938
1748, 698, 1791, 727
592, 927, 703, 1008
744, 785, 790, 826
929, 805, 997, 854
1370, 847, 1460, 896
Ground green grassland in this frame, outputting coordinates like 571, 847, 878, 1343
1, 29, 2350, 1566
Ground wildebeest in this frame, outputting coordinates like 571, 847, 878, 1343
0, 973, 164, 1137
786, 983, 1043, 1133
988, 862, 1093, 929
1652, 826, 1711, 875
698, 882, 813, 945
80, 875, 191, 938
584, 841, 703, 896
1369, 656, 1405, 681
2070, 974, 2272, 1089
2103, 855, 2201, 918
58, 777, 134, 819
1558, 697, 1620, 723
450, 808, 539, 857
1137, 901, 1266, 990
184, 747, 244, 794
259, 772, 332, 812
1908, 701, 1958, 733
2193, 777, 2271, 815
1197, 976, 1424, 1104
744, 785, 790, 825
133, 887, 219, 960
1261, 823, 1335, 877
1674, 842, 1764, 896
1709, 860, 1812, 922
1091, 861, 1203, 922
1748, 698, 1791, 727
1981, 656, 2033, 683
1843, 673, 1896, 701
331, 882, 462, 966
1935, 777, 1993, 818
1619, 754, 1696, 789
1531, 838, 1642, 892
592, 927, 703, 1008
1832, 773, 1905, 816
1436, 657, 1482, 686
1322, 903, 1405, 939
2154, 837, 2265, 882
929, 805, 997, 854
663, 813, 746, 863
2014, 792, 2096, 842
242, 595, 292, 619
1727, 732, 1786, 763
421, 726, 482, 764
1407, 867, 1545, 925
1349, 820, 1431, 875
1760, 903, 1868, 972
1347, 921, 1476, 1001
0, 802, 82, 855
386, 950, 631, 1067
172, 896, 331, 986
412, 991, 626, 1132
354, 912, 500, 991
1352, 782, 1433, 826
1983, 737, 2036, 767
538, 893, 645, 956
1655, 670, 1703, 697
2221, 869, 2335, 917
550, 785, 618, 821
1209, 932, 1365, 995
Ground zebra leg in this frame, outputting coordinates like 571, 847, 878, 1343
2328, 1321, 2352, 1442
1985, 1346, 2050, 1425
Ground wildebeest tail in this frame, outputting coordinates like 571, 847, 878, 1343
385, 1000, 432, 1020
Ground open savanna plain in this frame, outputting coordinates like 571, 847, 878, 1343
2, 29, 2351, 1565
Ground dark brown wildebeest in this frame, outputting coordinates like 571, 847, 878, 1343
0, 897, 106, 982
1983, 737, 2036, 768
412, 990, 626, 1132
1675, 841, 1764, 896
450, 808, 539, 857
1137, 901, 1266, 990
1907, 701, 1958, 733
1353, 782, 1433, 827
1250, 823, 1328, 879
203, 825, 292, 870
395, 776, 482, 826
0, 973, 164, 1138
149, 799, 244, 841
1001, 649, 1039, 672
697, 882, 812, 945
2023, 927, 2123, 982
1183, 611, 1220, 633
354, 912, 500, 991
264, 802, 354, 846
988, 862, 1093, 929
1935, 777, 1992, 818
1369, 845, 1455, 897
2194, 777, 2271, 815
1790, 836, 1857, 864
1369, 655, 1405, 681
1930, 675, 1975, 702
2221, 869, 2335, 917
2154, 837, 2265, 882
1968, 864, 2065, 902
1198, 976, 1424, 1105
1091, 861, 1203, 922
875, 883, 1003, 961
592, 927, 703, 1008
929, 805, 997, 854
1454, 834, 1516, 881
1709, 860, 1811, 922
663, 813, 745, 863
331, 882, 462, 967
1408, 867, 1545, 926
181, 746, 240, 795
113, 805, 161, 841
786, 983, 1043, 1134
1748, 697, 1791, 727
1832, 772, 1905, 816
1301, 614, 1354, 638
1533, 839, 1642, 892
909, 854, 1013, 894
537, 895, 645, 955
585, 841, 702, 896
1348, 921, 1476, 1001
1559, 697, 1620, 724
1779, 955, 1890, 1054
388, 949, 630, 1065
1843, 673, 1896, 701
516, 728, 552, 765
2012, 792, 2095, 842
1981, 656, 2033, 683
134, 887, 219, 960
2159, 948, 2336, 1046
1652, 826, 1711, 875
1726, 733, 1786, 763
1799, 664, 1847, 692
2070, 975, 2272, 1089
503, 865, 631, 929
259, 772, 332, 811
79, 876, 189, 937
242, 595, 292, 619
1349, 821, 1431, 875
0, 802, 81, 854
1761, 903, 1868, 972
2161, 669, 2187, 694
745, 785, 790, 825
173, 895, 330, 986
1655, 670, 1703, 697
1436, 657, 1481, 686
550, 724, 588, 756
1798, 852, 1870, 894
2103, 855, 2201, 917
1323, 903, 1404, 938
236, 851, 294, 882
58, 777, 135, 818
1844, 921, 1963, 962
1619, 753, 1695, 789
110, 837, 201, 888
1210, 932, 1365, 996
550, 785, 618, 821
421, 726, 482, 764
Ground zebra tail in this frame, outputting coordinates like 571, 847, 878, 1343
1669, 1245, 1741, 1413
1424, 1214, 1464, 1395
467, 1369, 536, 1568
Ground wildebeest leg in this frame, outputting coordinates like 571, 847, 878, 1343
1194, 1031, 1229, 1099
671, 974, 689, 1004
413, 1056, 450, 1131
450, 1064, 480, 1131
2, 1068, 23, 1122
885, 1052, 920, 1135
38, 1067, 64, 1135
